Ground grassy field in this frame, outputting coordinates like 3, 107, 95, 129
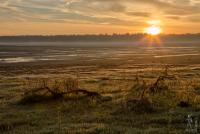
0, 44, 200, 133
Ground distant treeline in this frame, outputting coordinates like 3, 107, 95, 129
0, 33, 200, 42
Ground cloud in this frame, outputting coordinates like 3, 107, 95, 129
186, 15, 200, 22
65, 0, 126, 14
126, 12, 151, 17
165, 15, 182, 20
0, 0, 200, 26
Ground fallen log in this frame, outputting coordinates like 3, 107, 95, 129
22, 86, 102, 104
65, 88, 102, 98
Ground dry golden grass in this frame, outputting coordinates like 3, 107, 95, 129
0, 64, 200, 134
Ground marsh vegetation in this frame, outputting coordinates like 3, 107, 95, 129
0, 43, 200, 133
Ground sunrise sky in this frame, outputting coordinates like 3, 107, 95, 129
0, 0, 200, 35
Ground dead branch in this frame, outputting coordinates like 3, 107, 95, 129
65, 88, 102, 98
23, 86, 102, 102
21, 78, 103, 104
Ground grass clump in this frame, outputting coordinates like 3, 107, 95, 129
126, 97, 154, 113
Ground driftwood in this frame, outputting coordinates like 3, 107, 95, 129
148, 75, 177, 94
149, 76, 165, 94
24, 86, 102, 100
65, 89, 102, 98
20, 78, 104, 104
20, 87, 103, 104
139, 74, 178, 99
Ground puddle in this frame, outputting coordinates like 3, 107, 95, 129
0, 57, 35, 63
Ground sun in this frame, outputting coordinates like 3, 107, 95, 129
145, 25, 161, 35
144, 20, 162, 35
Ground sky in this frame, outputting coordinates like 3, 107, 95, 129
0, 0, 200, 35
